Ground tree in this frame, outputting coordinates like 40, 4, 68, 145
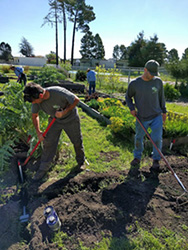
113, 45, 127, 61
119, 45, 127, 60
141, 34, 167, 65
165, 60, 182, 87
127, 32, 167, 67
113, 45, 120, 61
93, 33, 105, 59
46, 51, 57, 63
0, 42, 13, 61
66, 0, 95, 65
43, 0, 63, 66
80, 29, 95, 59
19, 37, 34, 57
167, 48, 179, 62
58, 0, 71, 63
128, 31, 146, 67
80, 29, 104, 60
182, 48, 188, 60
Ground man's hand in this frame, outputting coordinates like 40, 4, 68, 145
55, 109, 66, 118
37, 131, 45, 142
162, 113, 166, 123
130, 110, 137, 117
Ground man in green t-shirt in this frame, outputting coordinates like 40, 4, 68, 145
23, 82, 85, 180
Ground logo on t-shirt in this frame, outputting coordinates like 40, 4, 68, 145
53, 105, 60, 109
152, 87, 158, 94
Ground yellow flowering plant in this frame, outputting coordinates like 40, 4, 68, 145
86, 98, 188, 139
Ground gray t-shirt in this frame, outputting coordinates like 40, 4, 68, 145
32, 86, 78, 123
125, 76, 167, 121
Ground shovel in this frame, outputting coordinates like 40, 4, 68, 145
17, 118, 56, 223
20, 206, 29, 223
22, 117, 56, 167
19, 187, 29, 223
136, 115, 187, 194
17, 117, 56, 183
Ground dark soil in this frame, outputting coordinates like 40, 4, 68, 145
0, 148, 188, 250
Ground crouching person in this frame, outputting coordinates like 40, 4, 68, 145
23, 82, 85, 181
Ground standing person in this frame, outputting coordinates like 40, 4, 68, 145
125, 60, 167, 172
23, 82, 85, 180
10, 65, 27, 85
87, 68, 96, 96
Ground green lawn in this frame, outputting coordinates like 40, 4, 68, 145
52, 108, 133, 179
166, 102, 188, 115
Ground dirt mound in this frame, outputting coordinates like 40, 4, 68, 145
0, 155, 188, 250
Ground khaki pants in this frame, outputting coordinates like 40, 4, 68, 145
39, 115, 85, 171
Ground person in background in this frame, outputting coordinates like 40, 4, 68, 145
23, 82, 85, 181
10, 65, 27, 85
87, 68, 96, 96
125, 59, 167, 172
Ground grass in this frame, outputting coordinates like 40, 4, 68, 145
166, 103, 188, 115
51, 108, 133, 180
52, 225, 188, 250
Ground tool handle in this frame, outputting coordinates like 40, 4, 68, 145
136, 115, 187, 192
23, 118, 56, 166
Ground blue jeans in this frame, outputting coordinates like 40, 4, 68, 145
89, 81, 96, 95
134, 115, 163, 161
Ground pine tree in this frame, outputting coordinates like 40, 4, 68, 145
93, 34, 105, 59
80, 30, 95, 59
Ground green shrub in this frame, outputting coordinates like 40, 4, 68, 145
60, 61, 72, 72
23, 66, 30, 73
35, 66, 66, 87
87, 99, 100, 110
164, 83, 180, 101
179, 81, 188, 98
2, 65, 10, 74
76, 70, 86, 81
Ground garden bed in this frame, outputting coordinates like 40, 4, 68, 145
0, 137, 188, 250
0, 76, 9, 83
0, 84, 188, 249
45, 80, 85, 93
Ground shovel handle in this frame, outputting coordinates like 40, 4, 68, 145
136, 115, 187, 193
22, 117, 56, 166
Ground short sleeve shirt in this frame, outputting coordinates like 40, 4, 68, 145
32, 86, 78, 123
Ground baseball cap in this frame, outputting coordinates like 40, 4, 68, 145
145, 60, 160, 76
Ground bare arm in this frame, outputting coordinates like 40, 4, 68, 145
55, 96, 80, 119
32, 113, 44, 141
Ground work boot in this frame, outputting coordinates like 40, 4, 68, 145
78, 159, 90, 171
150, 160, 160, 172
130, 158, 140, 166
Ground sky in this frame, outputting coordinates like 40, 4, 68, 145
1, 0, 188, 60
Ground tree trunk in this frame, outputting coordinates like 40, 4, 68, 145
62, 4, 66, 63
71, 11, 78, 65
55, 5, 59, 67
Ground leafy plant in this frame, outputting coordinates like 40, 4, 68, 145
60, 61, 72, 72
0, 82, 49, 172
86, 97, 188, 139
2, 65, 10, 74
35, 66, 66, 87
164, 83, 180, 101
95, 65, 127, 93
76, 70, 86, 81
86, 99, 100, 110
0, 140, 15, 171
179, 81, 188, 98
